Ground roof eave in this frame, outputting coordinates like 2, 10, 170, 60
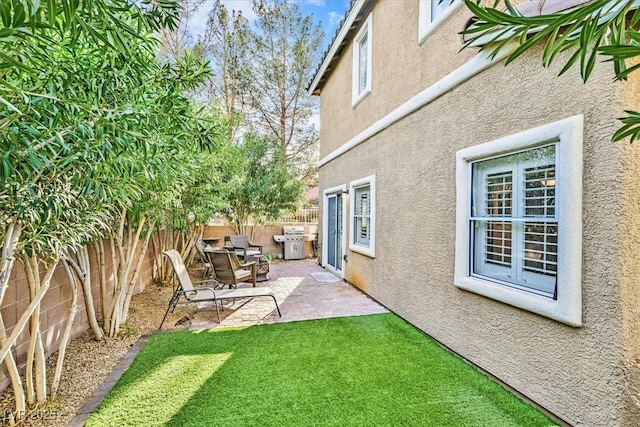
307, 0, 369, 96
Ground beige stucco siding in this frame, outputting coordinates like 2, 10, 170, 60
318, 7, 640, 423
319, 0, 474, 158
616, 69, 640, 424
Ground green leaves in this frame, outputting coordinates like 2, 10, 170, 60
463, 0, 640, 142
0, 0, 224, 258
613, 110, 640, 142
223, 133, 303, 229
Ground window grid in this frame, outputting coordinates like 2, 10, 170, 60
524, 165, 555, 217
471, 145, 558, 296
354, 187, 371, 246
485, 221, 512, 267
486, 171, 513, 216
523, 222, 558, 275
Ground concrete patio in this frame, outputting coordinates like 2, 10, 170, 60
189, 259, 389, 329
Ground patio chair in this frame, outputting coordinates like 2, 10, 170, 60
160, 250, 281, 329
194, 239, 213, 278
226, 235, 263, 261
207, 249, 257, 288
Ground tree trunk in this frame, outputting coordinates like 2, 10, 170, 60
0, 259, 57, 364
66, 248, 104, 341
181, 224, 202, 266
52, 259, 80, 396
151, 232, 161, 282
22, 254, 37, 404
92, 240, 108, 329
103, 236, 120, 335
121, 222, 154, 324
0, 219, 22, 305
0, 311, 25, 422
16, 254, 53, 404
107, 213, 145, 337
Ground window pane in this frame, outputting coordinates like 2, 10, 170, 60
485, 221, 512, 267
358, 33, 368, 93
355, 217, 370, 245
524, 165, 555, 217
470, 144, 557, 297
355, 187, 369, 215
486, 171, 512, 216
354, 185, 371, 247
472, 220, 512, 282
523, 222, 558, 275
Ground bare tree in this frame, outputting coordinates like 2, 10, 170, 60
198, 0, 324, 177
197, 1, 253, 139
156, 0, 207, 60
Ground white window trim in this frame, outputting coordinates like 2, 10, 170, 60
349, 175, 376, 258
352, 13, 373, 107
454, 115, 583, 326
418, 0, 463, 44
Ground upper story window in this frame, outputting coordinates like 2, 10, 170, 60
418, 0, 462, 44
352, 13, 372, 107
454, 116, 584, 326
349, 175, 376, 257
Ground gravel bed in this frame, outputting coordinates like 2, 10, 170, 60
0, 279, 196, 427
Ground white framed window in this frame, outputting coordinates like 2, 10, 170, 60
349, 175, 375, 257
454, 116, 583, 326
352, 13, 372, 107
418, 0, 463, 44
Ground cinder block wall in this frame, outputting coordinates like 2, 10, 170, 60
0, 240, 154, 392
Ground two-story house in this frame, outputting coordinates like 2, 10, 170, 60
309, 1, 640, 425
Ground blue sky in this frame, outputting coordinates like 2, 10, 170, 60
188, 0, 351, 48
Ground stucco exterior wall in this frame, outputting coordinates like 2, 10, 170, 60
317, 1, 640, 425
319, 0, 474, 158
616, 69, 640, 422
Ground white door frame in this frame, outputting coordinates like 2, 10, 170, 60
322, 184, 348, 277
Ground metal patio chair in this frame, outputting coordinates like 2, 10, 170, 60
159, 250, 281, 329
194, 239, 213, 278
225, 235, 263, 261
207, 249, 257, 288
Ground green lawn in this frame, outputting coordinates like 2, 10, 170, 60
87, 313, 557, 426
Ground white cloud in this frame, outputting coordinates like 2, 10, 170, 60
327, 11, 341, 27
305, 0, 325, 6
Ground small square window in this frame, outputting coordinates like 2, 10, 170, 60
455, 116, 584, 326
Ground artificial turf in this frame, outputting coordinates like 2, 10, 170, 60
87, 313, 557, 426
